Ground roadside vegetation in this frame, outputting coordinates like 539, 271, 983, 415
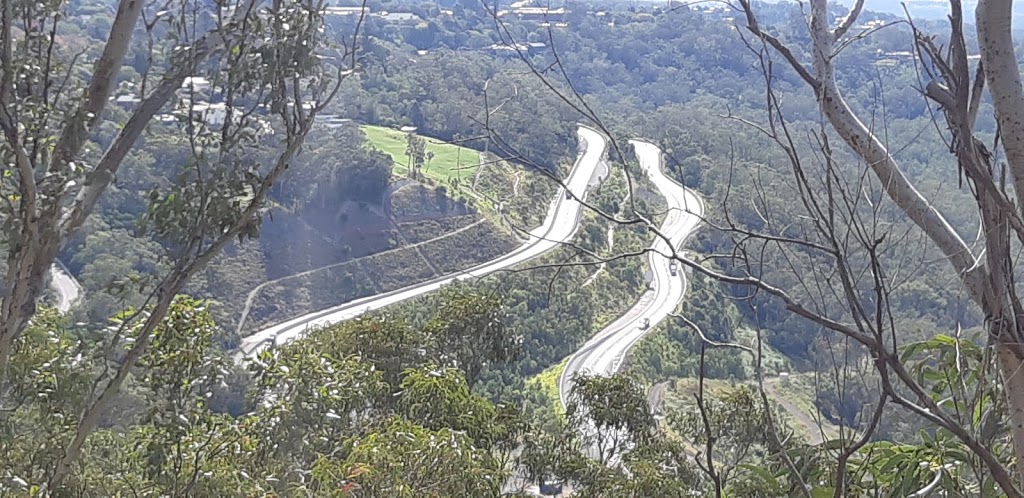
396, 215, 479, 243
473, 156, 559, 231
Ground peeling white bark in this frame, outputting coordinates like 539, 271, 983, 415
744, 0, 1024, 491
976, 0, 1024, 486
807, 0, 980, 290
977, 0, 1024, 209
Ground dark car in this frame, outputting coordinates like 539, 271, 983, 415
539, 481, 564, 496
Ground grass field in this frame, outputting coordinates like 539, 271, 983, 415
528, 357, 569, 417
361, 124, 566, 228
362, 125, 480, 184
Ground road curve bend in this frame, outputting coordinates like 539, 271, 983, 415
236, 126, 608, 360
50, 261, 83, 313
558, 139, 704, 409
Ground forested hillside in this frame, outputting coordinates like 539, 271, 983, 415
5, 0, 1024, 495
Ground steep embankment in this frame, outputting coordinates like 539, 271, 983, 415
237, 126, 608, 359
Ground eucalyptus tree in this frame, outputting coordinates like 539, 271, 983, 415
672, 0, 1024, 493
0, 0, 359, 489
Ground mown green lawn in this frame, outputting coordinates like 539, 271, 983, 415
361, 125, 480, 183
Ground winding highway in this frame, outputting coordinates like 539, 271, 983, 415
236, 126, 608, 360
558, 140, 703, 453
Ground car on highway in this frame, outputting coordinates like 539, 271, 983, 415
669, 262, 678, 276
539, 479, 564, 496
639, 317, 650, 329
565, 190, 572, 200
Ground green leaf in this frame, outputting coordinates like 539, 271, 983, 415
810, 486, 836, 498
739, 463, 780, 491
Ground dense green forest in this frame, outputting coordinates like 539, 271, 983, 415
304, 0, 987, 436
5, 0, 1024, 495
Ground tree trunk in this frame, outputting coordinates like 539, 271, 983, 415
806, 0, 981, 289
806, 0, 1024, 489
46, 291, 175, 490
739, 0, 1024, 490
977, 0, 1024, 486
977, 0, 1024, 204
998, 343, 1024, 480
0, 0, 144, 394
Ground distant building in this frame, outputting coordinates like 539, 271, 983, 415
486, 42, 546, 57
487, 44, 519, 56
285, 100, 319, 113
512, 6, 568, 21
698, 4, 729, 14
324, 6, 368, 16
187, 101, 227, 127
514, 6, 566, 15
885, 50, 916, 58
856, 19, 886, 30
181, 76, 211, 93
873, 49, 918, 65
378, 11, 420, 23
113, 94, 140, 110
317, 115, 351, 129
497, 3, 569, 21
178, 101, 274, 136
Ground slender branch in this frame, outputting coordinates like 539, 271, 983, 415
832, 0, 865, 40
736, 0, 820, 92
0, 0, 12, 112
58, 7, 256, 240
694, 343, 723, 497
49, 0, 145, 176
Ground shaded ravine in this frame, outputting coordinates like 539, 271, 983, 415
233, 218, 487, 335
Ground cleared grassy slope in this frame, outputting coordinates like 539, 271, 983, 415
362, 125, 479, 183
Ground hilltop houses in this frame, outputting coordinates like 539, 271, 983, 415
486, 42, 547, 57
496, 0, 569, 22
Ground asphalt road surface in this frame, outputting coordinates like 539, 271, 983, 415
236, 126, 609, 360
557, 139, 704, 461
50, 261, 82, 313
